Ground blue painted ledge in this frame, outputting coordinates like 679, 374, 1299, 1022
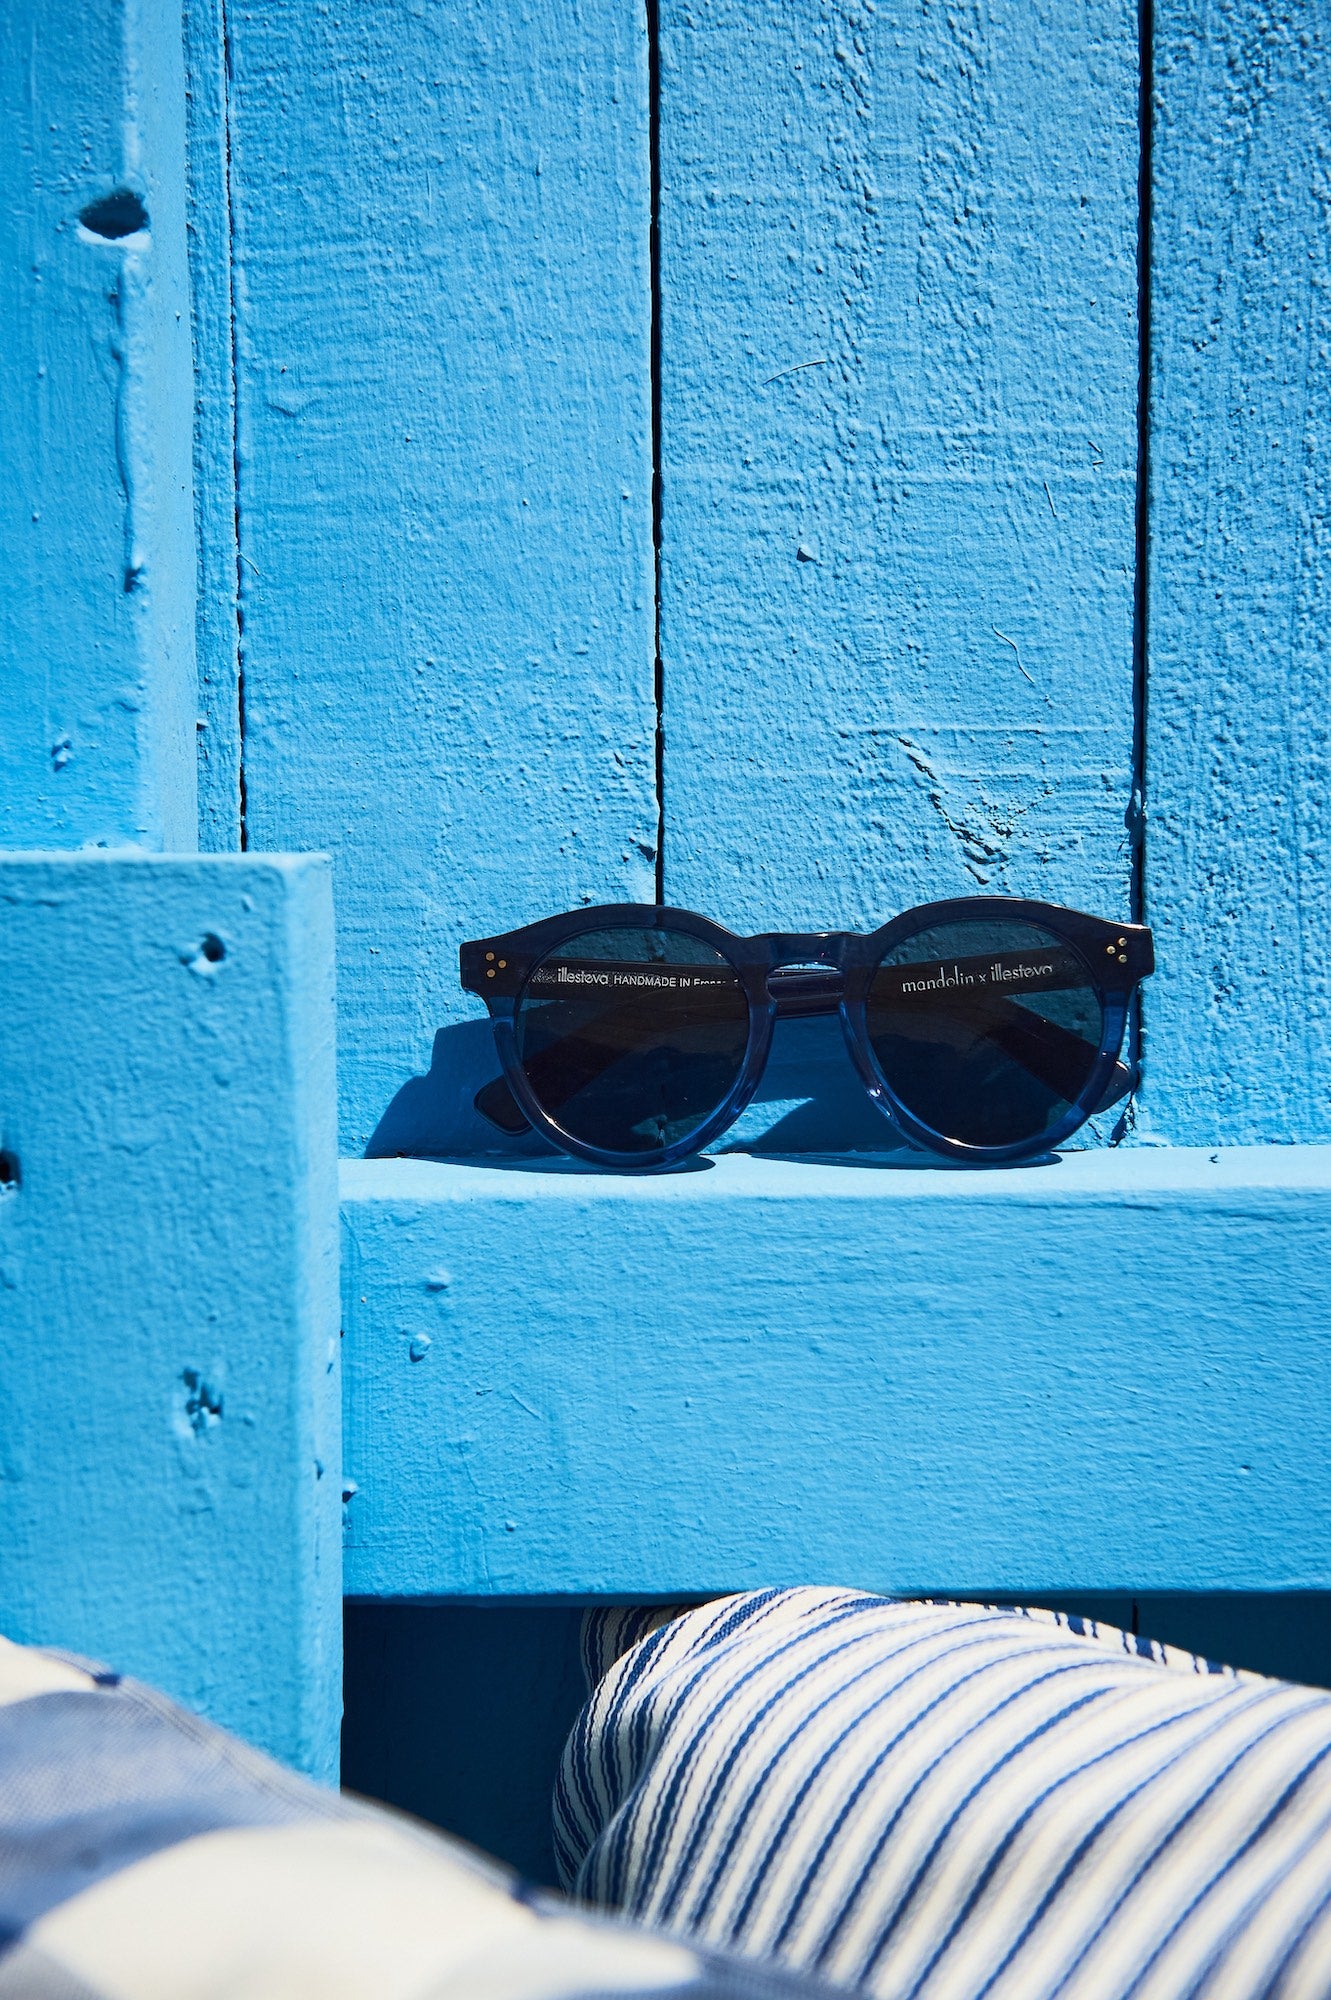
341, 1147, 1331, 1601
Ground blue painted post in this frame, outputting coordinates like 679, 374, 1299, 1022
0, 0, 197, 851
0, 855, 341, 1780
1145, 0, 1331, 1142
214, 0, 658, 1151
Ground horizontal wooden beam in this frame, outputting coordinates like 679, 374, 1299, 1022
342, 1146, 1331, 1601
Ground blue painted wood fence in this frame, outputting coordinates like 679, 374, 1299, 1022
2, 0, 1329, 1867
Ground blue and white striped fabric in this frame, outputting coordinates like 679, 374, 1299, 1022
0, 1630, 837, 1999
556, 1589, 1331, 2000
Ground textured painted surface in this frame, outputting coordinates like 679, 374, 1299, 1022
0, 856, 341, 1779
0, 0, 197, 850
182, 0, 242, 850
1146, 0, 1331, 1142
220, 0, 657, 1149
4, 0, 1327, 1847
657, 0, 1139, 931
341, 1147, 1331, 1600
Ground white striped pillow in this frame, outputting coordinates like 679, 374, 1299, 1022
556, 1589, 1331, 2000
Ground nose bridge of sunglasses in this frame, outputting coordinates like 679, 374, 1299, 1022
765, 962, 846, 1019
761, 931, 842, 963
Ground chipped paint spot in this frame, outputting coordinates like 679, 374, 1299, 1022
180, 1367, 223, 1436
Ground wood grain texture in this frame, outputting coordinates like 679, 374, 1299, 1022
1145, 0, 1331, 1142
657, 0, 1140, 931
341, 1147, 1331, 1600
0, 0, 197, 849
0, 856, 341, 1779
183, 0, 243, 851
223, 0, 657, 1150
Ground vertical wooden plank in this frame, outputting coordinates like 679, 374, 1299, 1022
223, 0, 657, 1152
0, 0, 198, 850
1146, 0, 1331, 1143
183, 0, 244, 851
658, 0, 1140, 932
0, 855, 341, 1781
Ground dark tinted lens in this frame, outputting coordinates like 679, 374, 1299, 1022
866, 919, 1104, 1148
514, 926, 750, 1155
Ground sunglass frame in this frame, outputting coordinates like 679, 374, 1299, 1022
460, 898, 1155, 1172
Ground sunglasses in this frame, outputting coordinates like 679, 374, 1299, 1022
460, 898, 1154, 1172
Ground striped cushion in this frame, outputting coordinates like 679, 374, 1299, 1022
0, 1632, 836, 1999
555, 1589, 1331, 2000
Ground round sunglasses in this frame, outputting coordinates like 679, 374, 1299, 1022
460, 899, 1154, 1172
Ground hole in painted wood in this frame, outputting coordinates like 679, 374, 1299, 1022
0, 1152, 20, 1191
78, 189, 148, 239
